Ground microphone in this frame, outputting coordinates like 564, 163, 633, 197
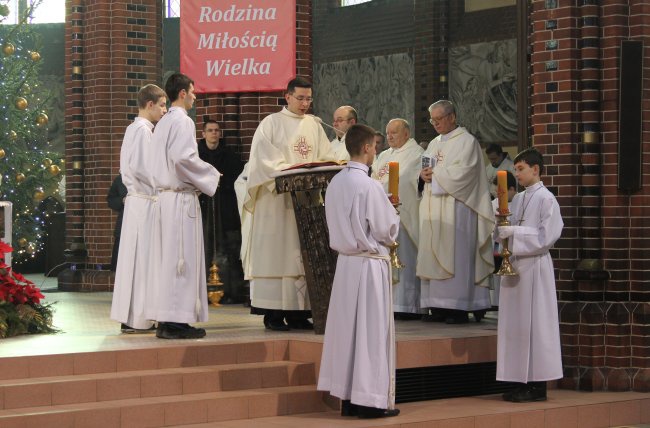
310, 115, 344, 136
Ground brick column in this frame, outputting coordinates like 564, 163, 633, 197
413, 0, 449, 143
64, 0, 85, 253
530, 0, 650, 392
61, 0, 162, 291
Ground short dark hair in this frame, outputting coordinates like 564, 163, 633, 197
286, 77, 312, 93
345, 124, 376, 157
164, 73, 194, 102
202, 117, 219, 130
374, 131, 384, 141
137, 84, 166, 109
486, 143, 504, 155
514, 147, 544, 174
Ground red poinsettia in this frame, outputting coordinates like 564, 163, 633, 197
0, 241, 44, 305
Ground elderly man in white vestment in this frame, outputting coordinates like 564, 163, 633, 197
148, 73, 221, 339
416, 100, 493, 324
329, 105, 357, 161
110, 84, 167, 334
496, 148, 563, 403
371, 118, 424, 319
318, 124, 401, 419
240, 77, 336, 331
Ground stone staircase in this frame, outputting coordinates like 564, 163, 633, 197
0, 340, 331, 427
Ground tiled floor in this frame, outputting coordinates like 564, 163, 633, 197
1, 274, 498, 358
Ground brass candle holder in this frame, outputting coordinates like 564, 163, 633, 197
495, 210, 517, 276
207, 261, 224, 306
388, 200, 404, 270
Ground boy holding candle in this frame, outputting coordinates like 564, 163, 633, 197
495, 147, 563, 402
319, 124, 400, 419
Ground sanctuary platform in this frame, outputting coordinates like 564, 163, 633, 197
0, 284, 647, 428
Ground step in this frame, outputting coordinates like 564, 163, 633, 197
0, 360, 316, 410
0, 340, 293, 381
169, 390, 650, 428
0, 385, 329, 428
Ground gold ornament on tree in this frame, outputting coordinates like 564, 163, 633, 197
18, 238, 28, 248
30, 51, 41, 62
15, 173, 25, 183
35, 112, 49, 127
15, 97, 28, 110
48, 165, 61, 176
9, 130, 17, 141
33, 188, 46, 202
2, 42, 15, 56
0, 148, 5, 159
42, 157, 52, 167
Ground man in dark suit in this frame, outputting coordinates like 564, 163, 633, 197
198, 118, 246, 303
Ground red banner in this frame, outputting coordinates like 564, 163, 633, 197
180, 1, 296, 93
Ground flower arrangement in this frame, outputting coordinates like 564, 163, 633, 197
0, 240, 57, 338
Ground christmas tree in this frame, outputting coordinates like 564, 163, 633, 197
0, 0, 64, 265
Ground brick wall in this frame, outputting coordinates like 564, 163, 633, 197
193, 0, 313, 160
63, 0, 162, 288
63, 0, 311, 287
529, 0, 650, 392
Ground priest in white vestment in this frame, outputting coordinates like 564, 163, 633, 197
496, 148, 563, 402
110, 84, 167, 333
148, 73, 220, 339
318, 124, 401, 419
416, 100, 493, 324
371, 118, 424, 317
329, 105, 357, 161
240, 77, 336, 331
485, 143, 516, 199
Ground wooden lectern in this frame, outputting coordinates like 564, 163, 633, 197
273, 165, 343, 334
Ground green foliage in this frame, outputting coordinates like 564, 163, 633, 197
0, 300, 57, 338
0, 0, 64, 264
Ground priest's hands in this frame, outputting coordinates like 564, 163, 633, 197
420, 167, 433, 183
498, 226, 515, 240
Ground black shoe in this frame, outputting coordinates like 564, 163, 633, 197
357, 405, 400, 419
473, 310, 487, 322
266, 319, 290, 331
394, 313, 423, 321
445, 311, 469, 324
287, 319, 314, 330
121, 323, 156, 334
502, 383, 525, 402
340, 400, 358, 417
156, 322, 206, 339
510, 382, 547, 402
422, 308, 448, 322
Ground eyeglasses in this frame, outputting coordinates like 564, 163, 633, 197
289, 94, 314, 103
333, 117, 352, 123
429, 113, 449, 125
